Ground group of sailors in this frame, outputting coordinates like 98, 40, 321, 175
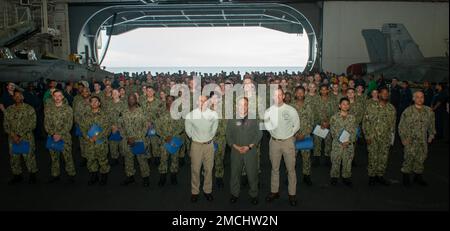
0, 71, 446, 206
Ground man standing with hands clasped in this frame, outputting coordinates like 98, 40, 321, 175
185, 95, 219, 203
226, 97, 262, 205
264, 88, 300, 206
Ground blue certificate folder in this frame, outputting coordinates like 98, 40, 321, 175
88, 124, 102, 139
214, 142, 218, 153
295, 136, 314, 150
12, 140, 30, 155
46, 136, 65, 152
75, 124, 82, 137
109, 131, 123, 141
164, 137, 183, 155
130, 141, 145, 155
356, 127, 361, 139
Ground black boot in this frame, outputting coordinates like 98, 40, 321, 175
179, 157, 185, 167
342, 178, 353, 187
47, 176, 60, 184
241, 175, 248, 187
153, 157, 161, 166
99, 173, 108, 185
413, 174, 428, 186
230, 195, 238, 204
369, 177, 376, 186
158, 173, 167, 187
28, 173, 37, 184
121, 176, 135, 186
170, 173, 178, 185
330, 177, 338, 186
325, 156, 331, 167
88, 172, 99, 185
79, 158, 87, 167
110, 158, 119, 166
303, 175, 313, 186
377, 176, 390, 186
8, 174, 23, 185
265, 192, 280, 202
288, 195, 297, 206
216, 177, 224, 189
403, 173, 411, 186
312, 156, 320, 167
67, 175, 75, 184
142, 177, 150, 187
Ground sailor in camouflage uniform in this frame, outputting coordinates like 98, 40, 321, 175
140, 86, 162, 165
107, 89, 126, 165
362, 88, 396, 186
44, 90, 76, 183
210, 91, 227, 189
347, 88, 365, 125
120, 94, 151, 187
72, 81, 87, 107
399, 91, 436, 186
80, 96, 111, 186
3, 90, 38, 185
292, 86, 314, 185
330, 82, 343, 107
311, 84, 335, 166
92, 82, 103, 102
346, 88, 365, 166
329, 97, 357, 187
155, 95, 184, 186
180, 79, 198, 165
73, 87, 91, 167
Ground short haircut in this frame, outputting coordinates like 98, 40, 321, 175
339, 97, 350, 104
319, 84, 329, 90
90, 96, 102, 104
52, 89, 63, 96
346, 88, 355, 93
295, 86, 306, 93
166, 95, 175, 101
378, 87, 389, 93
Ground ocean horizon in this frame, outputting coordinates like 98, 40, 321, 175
106, 66, 305, 75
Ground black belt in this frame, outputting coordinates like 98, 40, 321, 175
271, 137, 291, 142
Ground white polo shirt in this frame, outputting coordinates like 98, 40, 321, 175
264, 103, 300, 140
185, 107, 219, 143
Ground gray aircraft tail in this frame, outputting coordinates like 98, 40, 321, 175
362, 23, 425, 64
382, 23, 424, 63
362, 29, 389, 63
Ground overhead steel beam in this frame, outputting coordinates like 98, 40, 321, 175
73, 2, 318, 70
106, 13, 296, 27
105, 18, 286, 25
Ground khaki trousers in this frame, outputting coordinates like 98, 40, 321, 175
269, 136, 297, 196
190, 141, 214, 195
